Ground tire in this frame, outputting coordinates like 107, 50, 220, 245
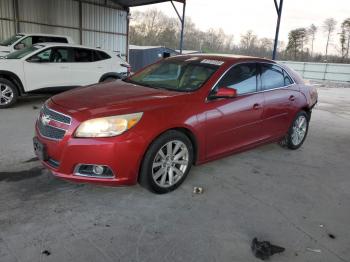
139, 130, 194, 194
0, 78, 18, 108
280, 111, 310, 150
102, 77, 118, 83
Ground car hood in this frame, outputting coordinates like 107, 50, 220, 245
0, 46, 10, 56
51, 80, 187, 116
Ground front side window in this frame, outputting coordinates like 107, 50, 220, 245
261, 64, 286, 90
29, 47, 72, 62
15, 36, 33, 50
127, 59, 219, 91
215, 63, 257, 95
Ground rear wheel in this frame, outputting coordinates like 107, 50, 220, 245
102, 77, 118, 82
0, 78, 18, 108
281, 111, 309, 150
139, 130, 194, 194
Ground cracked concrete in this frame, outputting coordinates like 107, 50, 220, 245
0, 88, 349, 262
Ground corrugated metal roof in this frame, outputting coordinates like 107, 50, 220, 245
111, 0, 185, 7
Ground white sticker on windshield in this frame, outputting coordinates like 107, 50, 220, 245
200, 59, 224, 66
185, 57, 199, 61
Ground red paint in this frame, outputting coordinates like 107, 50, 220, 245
34, 55, 318, 186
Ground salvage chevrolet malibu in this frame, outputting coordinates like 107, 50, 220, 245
34, 54, 318, 194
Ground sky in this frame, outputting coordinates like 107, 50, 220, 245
133, 0, 350, 55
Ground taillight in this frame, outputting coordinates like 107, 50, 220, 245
121, 63, 131, 75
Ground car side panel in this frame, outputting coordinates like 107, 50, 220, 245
261, 87, 295, 138
204, 93, 265, 159
0, 61, 26, 91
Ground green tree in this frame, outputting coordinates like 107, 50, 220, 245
286, 28, 307, 60
340, 18, 350, 60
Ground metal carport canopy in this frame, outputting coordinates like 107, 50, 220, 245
112, 0, 185, 7
112, 0, 283, 60
111, 0, 186, 54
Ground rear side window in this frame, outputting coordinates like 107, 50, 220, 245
92, 50, 111, 61
261, 64, 286, 90
283, 70, 293, 85
215, 63, 257, 95
73, 48, 93, 62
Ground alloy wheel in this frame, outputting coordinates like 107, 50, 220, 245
291, 115, 307, 146
152, 140, 189, 188
0, 84, 14, 106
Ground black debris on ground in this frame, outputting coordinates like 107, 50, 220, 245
328, 233, 336, 239
41, 250, 51, 256
32, 106, 39, 110
251, 237, 285, 260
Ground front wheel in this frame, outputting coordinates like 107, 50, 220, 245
0, 78, 18, 108
139, 130, 194, 194
281, 111, 310, 150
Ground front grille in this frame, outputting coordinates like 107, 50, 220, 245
38, 105, 71, 140
38, 120, 66, 140
42, 105, 71, 124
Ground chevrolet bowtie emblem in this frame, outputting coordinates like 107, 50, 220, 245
41, 114, 51, 126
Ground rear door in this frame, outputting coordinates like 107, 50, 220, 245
259, 63, 298, 138
68, 48, 110, 86
205, 63, 265, 159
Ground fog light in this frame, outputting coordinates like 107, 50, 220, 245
92, 165, 104, 175
74, 164, 114, 178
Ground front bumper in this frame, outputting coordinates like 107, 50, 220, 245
34, 133, 146, 186
34, 104, 147, 186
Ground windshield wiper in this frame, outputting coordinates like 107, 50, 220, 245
123, 78, 162, 90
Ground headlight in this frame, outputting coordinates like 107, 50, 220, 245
75, 112, 143, 138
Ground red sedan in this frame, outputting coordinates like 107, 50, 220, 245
33, 55, 318, 194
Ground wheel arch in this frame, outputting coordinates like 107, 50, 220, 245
99, 72, 122, 82
137, 126, 199, 182
301, 106, 312, 119
0, 70, 25, 95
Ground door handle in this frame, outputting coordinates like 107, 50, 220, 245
60, 66, 69, 69
289, 95, 296, 101
253, 103, 262, 110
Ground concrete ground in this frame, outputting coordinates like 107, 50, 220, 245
0, 88, 349, 262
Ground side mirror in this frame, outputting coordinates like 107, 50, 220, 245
212, 87, 237, 99
14, 43, 25, 50
27, 57, 42, 63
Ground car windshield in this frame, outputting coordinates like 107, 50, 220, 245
5, 45, 44, 59
0, 34, 24, 46
126, 59, 220, 91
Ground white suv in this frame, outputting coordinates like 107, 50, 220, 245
0, 33, 74, 57
0, 43, 131, 108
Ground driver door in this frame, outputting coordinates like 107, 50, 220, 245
204, 63, 265, 159
23, 47, 73, 92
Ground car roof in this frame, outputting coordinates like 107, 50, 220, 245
18, 33, 71, 38
33, 43, 112, 52
173, 53, 276, 64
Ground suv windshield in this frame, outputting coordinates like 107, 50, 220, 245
127, 59, 220, 91
0, 34, 24, 46
5, 45, 44, 59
